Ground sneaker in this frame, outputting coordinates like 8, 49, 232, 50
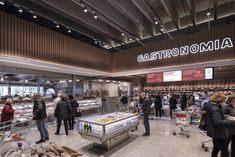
54, 132, 59, 135
36, 140, 45, 144
45, 137, 49, 140
142, 133, 150, 136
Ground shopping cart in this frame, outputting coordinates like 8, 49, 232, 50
200, 130, 212, 152
172, 111, 190, 138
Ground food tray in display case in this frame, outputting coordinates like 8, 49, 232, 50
77, 112, 139, 150
77, 99, 101, 116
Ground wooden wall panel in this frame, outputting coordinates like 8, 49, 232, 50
112, 23, 235, 72
0, 11, 111, 72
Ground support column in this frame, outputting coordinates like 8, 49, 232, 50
88, 80, 92, 96
137, 77, 145, 96
73, 75, 76, 96
8, 84, 11, 96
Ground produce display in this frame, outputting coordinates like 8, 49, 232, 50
2, 142, 85, 157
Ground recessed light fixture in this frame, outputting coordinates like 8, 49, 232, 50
33, 15, 37, 19
206, 12, 211, 16
18, 9, 23, 13
69, 80, 72, 82
47, 81, 50, 84
84, 8, 88, 13
25, 80, 28, 82
68, 29, 71, 33
95, 41, 98, 44
160, 28, 164, 31
154, 21, 158, 24
1, 77, 3, 81
121, 33, 125, 36
129, 37, 133, 41
0, 1, 4, 5
76, 79, 80, 82
94, 15, 98, 19
56, 25, 60, 28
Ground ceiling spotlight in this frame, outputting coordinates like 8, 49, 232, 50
68, 29, 71, 33
84, 8, 88, 13
154, 21, 158, 24
206, 12, 211, 16
25, 80, 28, 82
129, 37, 133, 41
56, 25, 60, 28
160, 28, 164, 31
18, 9, 23, 13
94, 15, 98, 19
95, 41, 98, 44
46, 81, 50, 84
33, 15, 37, 19
1, 77, 3, 81
76, 79, 80, 82
0, 1, 4, 5
69, 80, 72, 83
121, 32, 125, 36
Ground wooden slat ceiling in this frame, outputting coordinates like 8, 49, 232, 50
4, 0, 235, 51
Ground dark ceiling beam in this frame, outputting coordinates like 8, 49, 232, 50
8, 0, 111, 44
107, 0, 154, 37
186, 0, 196, 25
81, 0, 142, 39
37, 0, 123, 44
213, 0, 217, 20
159, 0, 179, 30
130, 0, 163, 34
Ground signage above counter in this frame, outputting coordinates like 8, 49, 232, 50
138, 37, 233, 63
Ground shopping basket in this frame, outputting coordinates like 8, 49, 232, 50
172, 111, 190, 138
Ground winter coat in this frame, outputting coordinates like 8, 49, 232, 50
67, 99, 79, 116
141, 97, 152, 114
206, 102, 235, 139
224, 104, 235, 135
120, 96, 128, 104
169, 97, 177, 109
154, 97, 162, 109
33, 99, 47, 120
1, 103, 15, 122
54, 100, 70, 120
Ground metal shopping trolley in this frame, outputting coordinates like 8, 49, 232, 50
172, 111, 190, 138
200, 130, 212, 152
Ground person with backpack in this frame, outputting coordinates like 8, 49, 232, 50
224, 95, 235, 157
205, 93, 235, 157
54, 95, 70, 135
67, 95, 79, 130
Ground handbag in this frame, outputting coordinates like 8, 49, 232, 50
198, 112, 207, 131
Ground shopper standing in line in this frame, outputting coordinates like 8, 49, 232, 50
68, 95, 79, 130
169, 95, 177, 119
32, 93, 49, 144
140, 92, 151, 136
224, 95, 235, 157
206, 93, 235, 157
54, 95, 70, 135
154, 95, 162, 118
1, 99, 14, 131
187, 95, 195, 107
180, 94, 187, 111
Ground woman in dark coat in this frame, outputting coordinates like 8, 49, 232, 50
224, 95, 235, 157
154, 95, 162, 118
1, 99, 14, 131
206, 93, 235, 157
169, 95, 177, 119
181, 94, 187, 111
54, 95, 70, 135
68, 95, 78, 130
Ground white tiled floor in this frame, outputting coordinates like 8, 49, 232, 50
14, 117, 215, 157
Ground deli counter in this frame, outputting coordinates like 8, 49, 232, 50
77, 112, 139, 150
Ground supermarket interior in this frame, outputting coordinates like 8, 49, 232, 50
0, 0, 235, 157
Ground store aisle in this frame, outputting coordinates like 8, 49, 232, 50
21, 118, 212, 157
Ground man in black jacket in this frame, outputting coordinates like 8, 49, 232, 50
33, 93, 49, 144
140, 92, 151, 136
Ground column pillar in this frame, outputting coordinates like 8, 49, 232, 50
88, 80, 92, 96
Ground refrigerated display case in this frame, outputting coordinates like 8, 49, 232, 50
77, 112, 139, 150
77, 99, 101, 116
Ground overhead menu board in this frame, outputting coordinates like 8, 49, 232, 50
182, 68, 205, 81
163, 71, 182, 82
146, 73, 156, 83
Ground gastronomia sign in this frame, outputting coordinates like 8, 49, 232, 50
137, 37, 233, 63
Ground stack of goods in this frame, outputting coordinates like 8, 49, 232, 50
2, 142, 86, 157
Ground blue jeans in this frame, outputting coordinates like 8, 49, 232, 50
36, 119, 49, 140
143, 113, 150, 134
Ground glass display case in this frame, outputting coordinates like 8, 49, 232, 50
77, 112, 139, 150
77, 99, 101, 116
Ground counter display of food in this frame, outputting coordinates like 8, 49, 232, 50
77, 112, 139, 150
77, 99, 101, 117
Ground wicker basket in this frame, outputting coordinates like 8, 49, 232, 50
61, 146, 83, 157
